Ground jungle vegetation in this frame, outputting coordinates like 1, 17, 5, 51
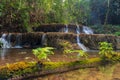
0, 0, 119, 32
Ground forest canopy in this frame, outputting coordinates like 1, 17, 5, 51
0, 0, 119, 32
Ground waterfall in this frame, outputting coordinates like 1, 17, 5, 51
76, 35, 88, 51
76, 25, 80, 34
0, 34, 10, 60
7, 33, 12, 48
64, 24, 68, 33
0, 34, 10, 48
83, 26, 93, 34
76, 25, 88, 51
14, 33, 22, 48
41, 34, 46, 46
0, 33, 22, 48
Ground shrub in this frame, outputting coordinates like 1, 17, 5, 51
99, 42, 115, 59
90, 25, 120, 34
64, 49, 88, 59
58, 40, 73, 51
98, 42, 120, 62
32, 47, 54, 61
0, 62, 37, 79
59, 40, 88, 59
114, 32, 120, 36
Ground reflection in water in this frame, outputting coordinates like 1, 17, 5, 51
35, 63, 118, 80
0, 48, 8, 60
0, 49, 35, 65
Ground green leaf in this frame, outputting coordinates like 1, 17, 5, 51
32, 47, 54, 61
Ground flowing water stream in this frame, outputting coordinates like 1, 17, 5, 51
64, 24, 68, 33
76, 25, 94, 51
0, 33, 22, 48
41, 33, 46, 46
0, 34, 10, 48
76, 25, 88, 51
83, 26, 94, 34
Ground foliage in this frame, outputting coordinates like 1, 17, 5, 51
1, 56, 120, 79
99, 42, 120, 63
0, 0, 30, 32
90, 25, 120, 34
59, 40, 73, 51
108, 0, 120, 25
99, 42, 115, 59
0, 58, 102, 79
114, 32, 120, 36
0, 0, 119, 32
32, 47, 54, 61
64, 49, 88, 59
59, 40, 88, 59
63, 0, 90, 24
89, 0, 120, 25
0, 61, 38, 79
44, 62, 66, 70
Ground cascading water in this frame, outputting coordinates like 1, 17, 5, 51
76, 25, 88, 51
64, 24, 68, 33
14, 33, 22, 48
0, 33, 22, 60
76, 25, 80, 34
77, 35, 88, 51
7, 33, 12, 48
0, 34, 10, 48
83, 26, 93, 34
0, 34, 10, 60
0, 33, 23, 48
41, 34, 46, 46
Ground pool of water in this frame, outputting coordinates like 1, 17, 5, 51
0, 48, 99, 66
0, 48, 120, 80
0, 48, 35, 65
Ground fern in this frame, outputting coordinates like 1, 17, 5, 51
99, 42, 115, 59
64, 49, 88, 59
32, 47, 54, 61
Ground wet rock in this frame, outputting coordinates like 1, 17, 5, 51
33, 24, 82, 33
0, 32, 120, 50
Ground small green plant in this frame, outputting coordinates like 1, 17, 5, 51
59, 40, 73, 50
32, 47, 54, 61
64, 49, 88, 59
59, 40, 88, 59
99, 42, 115, 59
